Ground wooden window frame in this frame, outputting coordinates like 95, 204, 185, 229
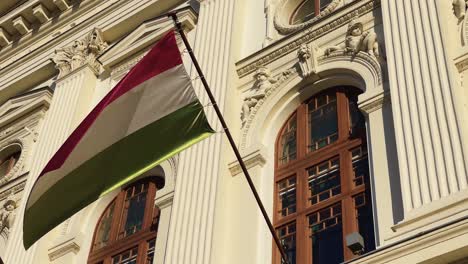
88, 179, 160, 264
273, 87, 372, 264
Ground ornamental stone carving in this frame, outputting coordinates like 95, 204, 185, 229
325, 19, 379, 58
453, 0, 468, 20
53, 28, 108, 78
241, 67, 277, 127
0, 197, 18, 238
297, 43, 320, 78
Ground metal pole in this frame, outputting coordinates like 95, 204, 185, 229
168, 12, 290, 264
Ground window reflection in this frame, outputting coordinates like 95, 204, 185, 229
308, 93, 338, 151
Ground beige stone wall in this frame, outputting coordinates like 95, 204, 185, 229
0, 0, 466, 263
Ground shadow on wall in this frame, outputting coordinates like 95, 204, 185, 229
381, 103, 404, 224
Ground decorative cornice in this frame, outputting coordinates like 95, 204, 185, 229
236, 0, 380, 78
0, 181, 26, 202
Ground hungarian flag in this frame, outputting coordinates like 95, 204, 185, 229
23, 31, 214, 248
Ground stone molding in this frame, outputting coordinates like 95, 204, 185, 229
318, 51, 383, 84
228, 148, 267, 177
358, 91, 390, 114
240, 67, 298, 149
454, 51, 468, 72
53, 28, 108, 79
237, 0, 380, 78
47, 236, 81, 261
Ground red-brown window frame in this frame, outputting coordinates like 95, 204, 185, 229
88, 178, 161, 264
273, 87, 372, 264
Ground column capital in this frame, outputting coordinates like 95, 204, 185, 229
52, 28, 108, 79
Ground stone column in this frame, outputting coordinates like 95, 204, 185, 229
163, 0, 235, 263
153, 194, 173, 264
4, 29, 107, 264
359, 93, 403, 245
381, 0, 468, 216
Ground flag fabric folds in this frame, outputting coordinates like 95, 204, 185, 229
23, 30, 214, 248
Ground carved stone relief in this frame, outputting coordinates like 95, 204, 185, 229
325, 19, 379, 57
53, 28, 108, 78
0, 197, 18, 237
453, 0, 468, 20
297, 43, 320, 78
0, 184, 23, 242
241, 67, 277, 127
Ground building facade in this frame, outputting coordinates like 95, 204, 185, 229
0, 0, 466, 263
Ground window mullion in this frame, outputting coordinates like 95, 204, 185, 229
315, 0, 321, 16
109, 192, 125, 244
297, 104, 307, 159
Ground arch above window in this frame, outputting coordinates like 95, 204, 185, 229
88, 178, 160, 264
273, 87, 375, 264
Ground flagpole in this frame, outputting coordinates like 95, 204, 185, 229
168, 13, 290, 264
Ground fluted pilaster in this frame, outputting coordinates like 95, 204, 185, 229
163, 1, 235, 263
4, 64, 98, 264
381, 0, 468, 214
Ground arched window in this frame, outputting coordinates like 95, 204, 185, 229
0, 145, 21, 177
274, 87, 375, 264
290, 0, 333, 25
88, 178, 161, 264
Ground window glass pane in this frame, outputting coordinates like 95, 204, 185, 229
278, 176, 297, 217
351, 146, 369, 187
277, 223, 296, 264
320, 0, 333, 11
93, 202, 116, 250
309, 204, 344, 264
279, 115, 297, 164
308, 158, 341, 205
112, 247, 138, 264
349, 100, 365, 137
121, 183, 148, 238
291, 0, 315, 25
354, 193, 376, 253
308, 94, 338, 152
146, 239, 156, 264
